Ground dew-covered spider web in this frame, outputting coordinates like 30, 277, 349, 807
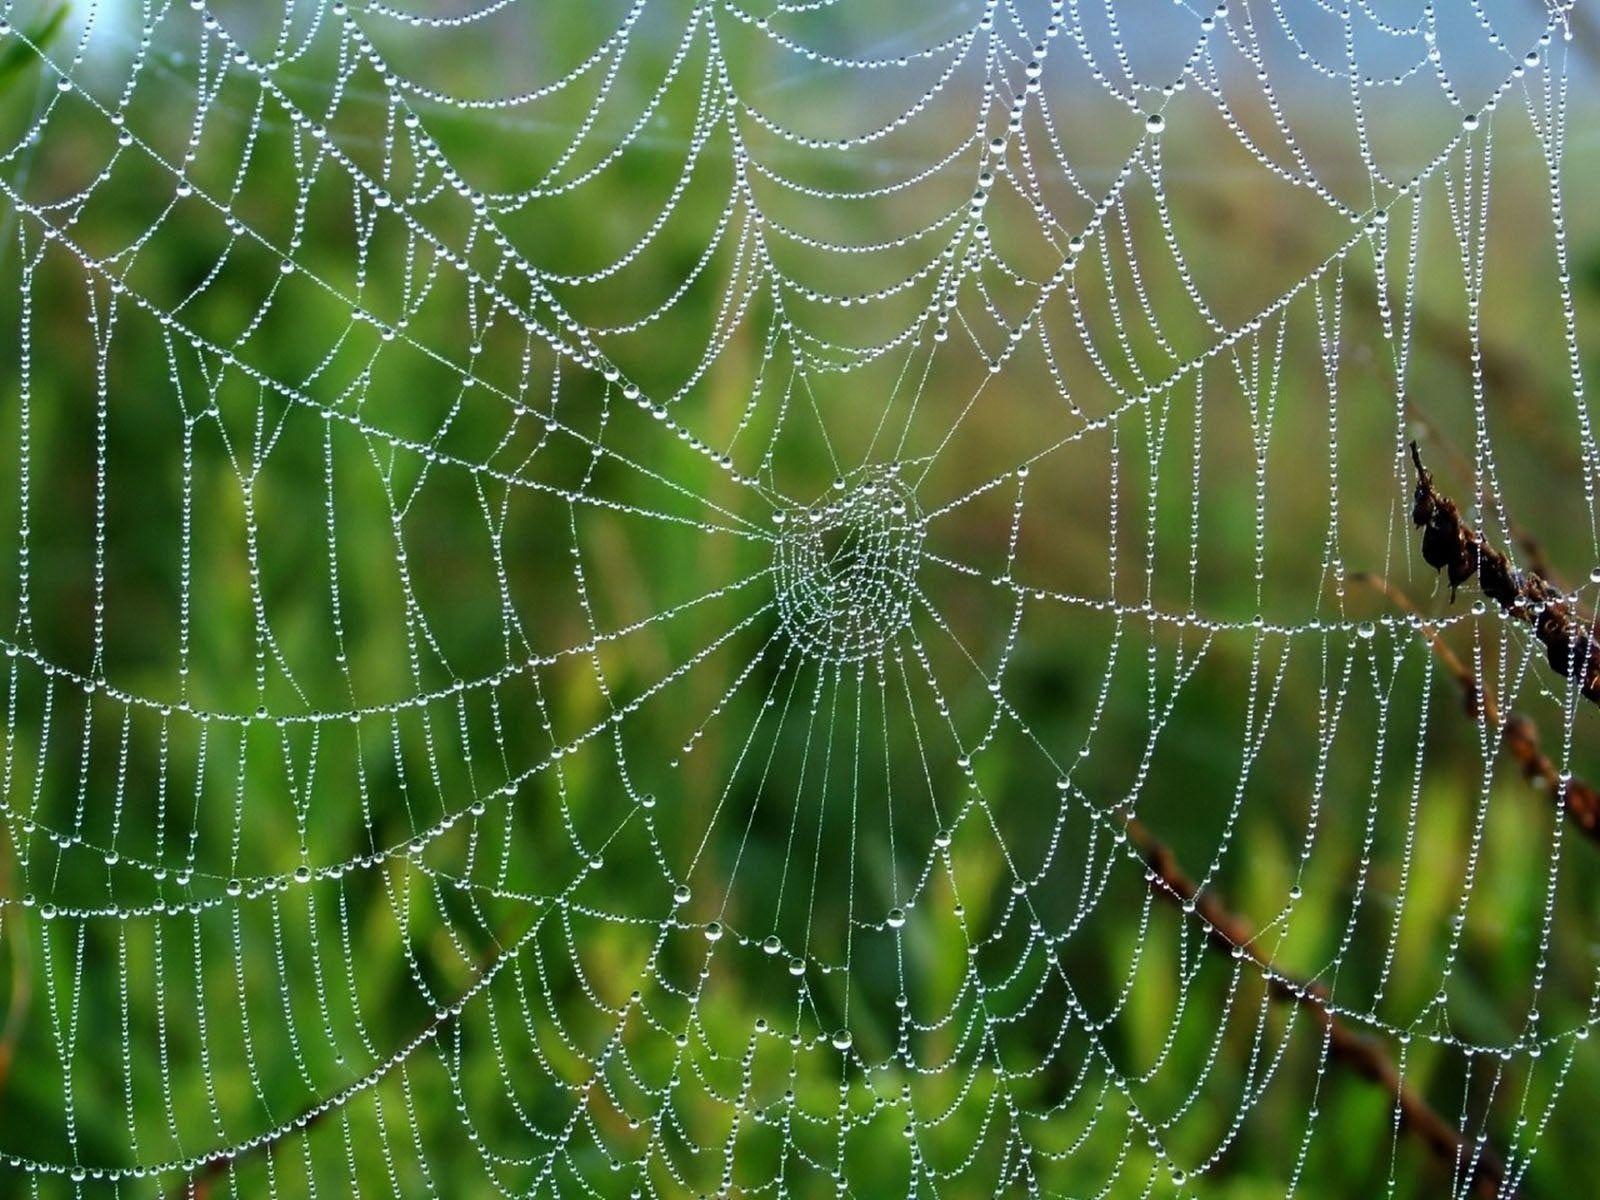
0, 0, 1598, 1195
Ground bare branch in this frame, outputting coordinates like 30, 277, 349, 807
1403, 411, 1562, 585
1410, 442, 1600, 707
1125, 815, 1515, 1199
1354, 570, 1600, 844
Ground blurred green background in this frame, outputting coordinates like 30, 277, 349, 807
0, 1, 1599, 1196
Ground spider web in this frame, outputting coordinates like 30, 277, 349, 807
0, 0, 1595, 1196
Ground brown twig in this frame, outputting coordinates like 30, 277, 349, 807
1354, 570, 1600, 843
1125, 815, 1515, 1199
1404, 413, 1562, 586
1410, 442, 1600, 706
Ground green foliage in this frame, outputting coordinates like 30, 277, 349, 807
0, 6, 1597, 1197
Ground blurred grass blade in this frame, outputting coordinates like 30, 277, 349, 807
0, 4, 68, 94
